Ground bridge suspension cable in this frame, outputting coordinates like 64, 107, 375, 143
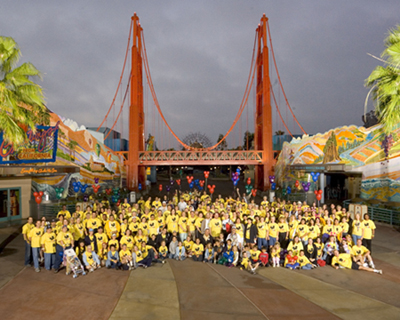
266, 20, 306, 135
97, 20, 133, 131
141, 29, 258, 150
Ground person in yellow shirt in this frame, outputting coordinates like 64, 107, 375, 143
129, 216, 140, 235
158, 240, 168, 261
277, 217, 289, 248
331, 250, 382, 274
256, 217, 268, 250
108, 233, 120, 251
351, 238, 376, 268
73, 217, 85, 243
166, 210, 179, 234
192, 238, 204, 261
287, 236, 304, 257
57, 205, 71, 220
87, 212, 102, 233
351, 213, 363, 246
41, 226, 56, 271
95, 227, 108, 253
29, 220, 44, 272
82, 245, 101, 272
297, 218, 309, 246
120, 229, 135, 251
209, 213, 222, 239
120, 243, 134, 270
298, 250, 315, 269
308, 219, 320, 240
183, 235, 194, 258
54, 225, 74, 272
361, 214, 376, 252
267, 216, 278, 247
105, 215, 121, 238
22, 217, 34, 267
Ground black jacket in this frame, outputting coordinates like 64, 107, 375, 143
304, 243, 318, 261
244, 223, 257, 243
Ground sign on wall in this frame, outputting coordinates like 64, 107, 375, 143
0, 122, 59, 164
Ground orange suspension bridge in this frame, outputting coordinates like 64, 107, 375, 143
97, 13, 306, 191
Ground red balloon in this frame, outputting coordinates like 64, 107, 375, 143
159, 184, 163, 191
176, 179, 181, 186
33, 192, 38, 197
92, 185, 100, 193
316, 194, 322, 201
318, 189, 323, 194
116, 200, 121, 206
39, 191, 44, 197
247, 178, 251, 185
106, 188, 112, 195
204, 171, 210, 179
35, 196, 42, 204
251, 189, 257, 197
314, 190, 318, 195
295, 180, 300, 187
199, 180, 205, 187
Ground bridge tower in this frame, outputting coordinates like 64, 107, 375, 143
254, 14, 273, 191
128, 13, 146, 190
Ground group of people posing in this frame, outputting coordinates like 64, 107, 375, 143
22, 190, 383, 275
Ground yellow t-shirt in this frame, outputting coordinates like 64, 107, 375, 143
351, 245, 368, 256
159, 245, 168, 255
56, 231, 73, 247
278, 222, 289, 233
287, 241, 304, 256
257, 222, 267, 238
297, 225, 309, 240
29, 227, 43, 248
22, 223, 34, 241
119, 249, 131, 259
183, 240, 193, 252
268, 223, 278, 238
308, 226, 320, 240
250, 249, 261, 261
192, 243, 204, 255
332, 253, 352, 269
166, 216, 179, 233
41, 232, 56, 253
361, 220, 376, 240
298, 255, 311, 267
120, 235, 134, 250
178, 217, 188, 234
108, 239, 119, 251
84, 251, 95, 265
148, 220, 159, 236
209, 219, 222, 238
352, 221, 363, 236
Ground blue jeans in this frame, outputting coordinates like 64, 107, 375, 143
44, 253, 55, 270
257, 238, 268, 250
269, 237, 277, 247
25, 241, 32, 266
32, 247, 40, 269
106, 260, 121, 268
55, 244, 63, 270
175, 254, 186, 260
301, 263, 313, 270
352, 235, 362, 245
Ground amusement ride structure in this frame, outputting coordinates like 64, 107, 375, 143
97, 13, 306, 191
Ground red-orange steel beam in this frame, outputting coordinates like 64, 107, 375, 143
254, 14, 273, 191
128, 13, 145, 190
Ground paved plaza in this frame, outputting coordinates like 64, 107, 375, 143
1, 222, 399, 320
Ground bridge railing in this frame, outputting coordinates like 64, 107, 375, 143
138, 150, 264, 165
342, 199, 400, 226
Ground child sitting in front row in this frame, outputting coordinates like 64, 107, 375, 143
285, 250, 299, 270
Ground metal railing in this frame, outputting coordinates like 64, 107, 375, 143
343, 199, 400, 226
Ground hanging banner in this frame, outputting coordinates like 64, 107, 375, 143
0, 122, 59, 164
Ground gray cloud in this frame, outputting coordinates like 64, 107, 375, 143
0, 0, 398, 149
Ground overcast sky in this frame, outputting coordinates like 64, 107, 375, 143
1, 1, 399, 149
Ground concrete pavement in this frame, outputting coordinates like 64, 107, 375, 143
1, 223, 400, 319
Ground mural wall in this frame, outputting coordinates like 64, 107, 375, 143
32, 111, 126, 200
275, 122, 400, 202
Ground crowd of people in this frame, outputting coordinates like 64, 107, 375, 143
22, 188, 383, 276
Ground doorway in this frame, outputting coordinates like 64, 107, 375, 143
0, 188, 21, 222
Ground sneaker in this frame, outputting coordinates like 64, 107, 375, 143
35, 268, 40, 273
144, 265, 147, 269
378, 270, 383, 275
162, 260, 166, 264
89, 268, 94, 272
370, 263, 375, 269
54, 269, 59, 274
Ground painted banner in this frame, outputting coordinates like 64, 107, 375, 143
0, 122, 59, 164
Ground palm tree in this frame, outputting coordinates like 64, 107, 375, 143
365, 25, 400, 134
0, 36, 47, 146
67, 140, 79, 161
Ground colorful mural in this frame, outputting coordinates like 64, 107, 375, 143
275, 122, 400, 202
32, 111, 126, 200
